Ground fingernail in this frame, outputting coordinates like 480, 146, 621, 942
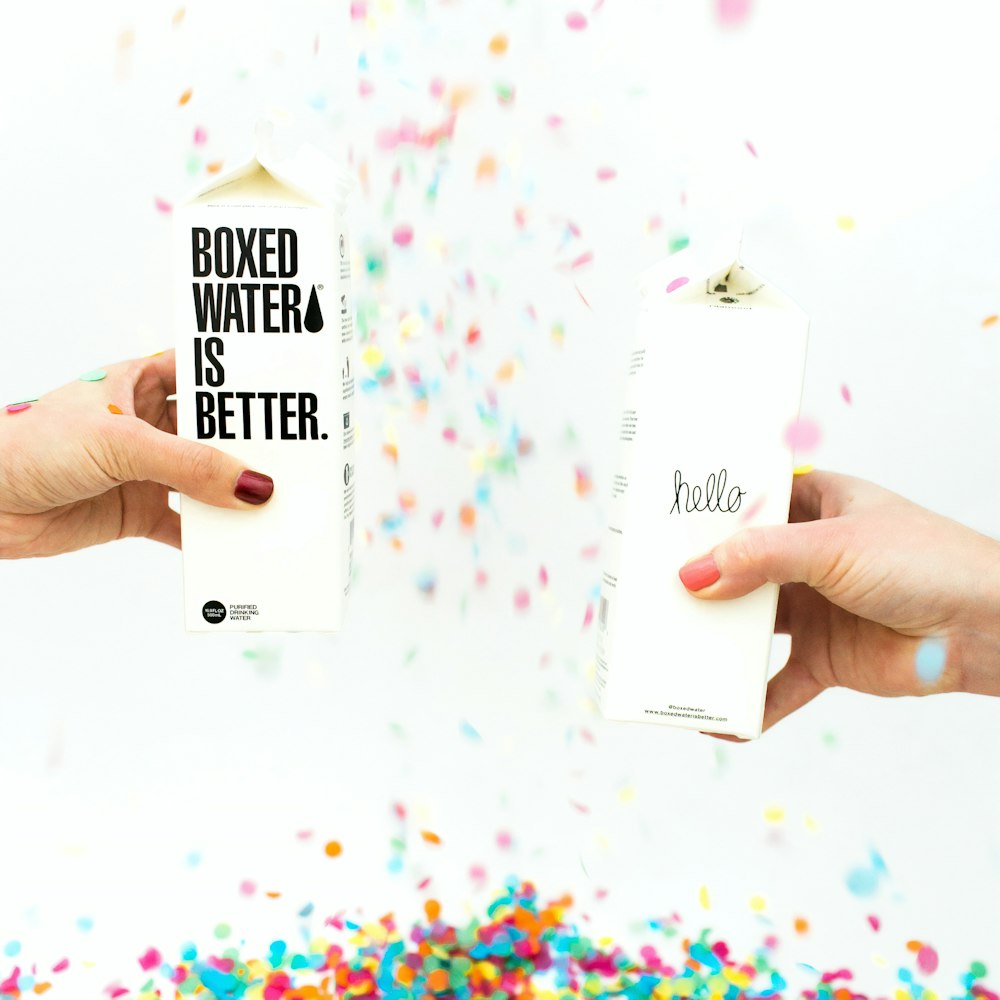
235, 470, 274, 505
679, 554, 720, 591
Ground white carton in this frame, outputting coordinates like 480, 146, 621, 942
173, 139, 355, 632
595, 246, 809, 738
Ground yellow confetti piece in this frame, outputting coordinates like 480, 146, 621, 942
172, 6, 186, 26
178, 88, 193, 106
362, 345, 384, 366
399, 313, 424, 339
793, 464, 814, 476
107, 404, 124, 415
617, 786, 636, 804
836, 215, 855, 231
749, 894, 766, 912
763, 804, 785, 823
804, 814, 820, 832
698, 884, 710, 910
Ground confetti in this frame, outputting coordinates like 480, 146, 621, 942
154, 198, 172, 214
717, 0, 752, 25
324, 840, 343, 858
107, 404, 124, 414
596, 166, 617, 181
983, 314, 998, 328
489, 33, 508, 55
841, 383, 852, 404
914, 637, 947, 684
5, 403, 31, 414
178, 88, 193, 105
783, 417, 821, 452
392, 224, 414, 247
836, 215, 855, 232
665, 276, 689, 293
513, 587, 530, 611
566, 11, 588, 30
79, 369, 108, 382
745, 139, 758, 157
420, 830, 442, 845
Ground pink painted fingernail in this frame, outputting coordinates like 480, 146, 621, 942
679, 554, 720, 591
235, 470, 274, 505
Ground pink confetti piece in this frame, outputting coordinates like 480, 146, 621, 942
392, 224, 414, 247
717, 0, 752, 25
513, 587, 530, 611
416, 877, 431, 890
350, 1, 367, 18
475, 569, 489, 587
582, 603, 594, 628
496, 830, 512, 849
5, 402, 31, 414
784, 417, 822, 452
138, 948, 162, 971
154, 197, 173, 214
570, 251, 593, 270
193, 126, 207, 145
546, 114, 564, 129
575, 284, 592, 310
429, 77, 445, 99
469, 864, 487, 882
566, 11, 588, 30
239, 880, 256, 896
539, 565, 549, 587
359, 79, 374, 98
840, 383, 852, 404
596, 166, 617, 181
580, 543, 600, 559
431, 509, 444, 529
442, 428, 457, 443
917, 946, 939, 974
296, 829, 314, 840
739, 494, 766, 524
570, 800, 590, 814
745, 139, 758, 157
866, 914, 881, 931
52, 959, 69, 973
666, 276, 689, 293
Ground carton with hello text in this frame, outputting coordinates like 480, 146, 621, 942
595, 245, 809, 738
173, 139, 355, 632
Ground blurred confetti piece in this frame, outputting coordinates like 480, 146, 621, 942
239, 880, 256, 896
566, 11, 588, 29
460, 720, 482, 742
914, 637, 947, 684
698, 885, 711, 910
982, 314, 998, 328
420, 830, 442, 845
155, 197, 172, 214
596, 166, 617, 181
324, 840, 343, 858
514, 588, 530, 611
172, 6, 185, 26
783, 417, 821, 451
459, 503, 476, 529
193, 126, 207, 145
392, 224, 414, 247
867, 915, 881, 931
917, 946, 939, 974
138, 948, 161, 972
666, 276, 689, 293
845, 865, 880, 897
739, 494, 765, 524
717, 0, 752, 25
794, 917, 809, 934
5, 403, 31, 414
836, 215, 855, 232
745, 139, 758, 157
476, 155, 498, 181
79, 370, 108, 382
178, 88, 193, 106
497, 831, 512, 850
107, 404, 124, 414
539, 565, 549, 587
574, 466, 593, 497
489, 33, 508, 55
840, 383, 852, 404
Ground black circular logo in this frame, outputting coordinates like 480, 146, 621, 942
202, 600, 226, 624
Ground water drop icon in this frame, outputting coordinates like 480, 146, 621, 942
304, 285, 324, 332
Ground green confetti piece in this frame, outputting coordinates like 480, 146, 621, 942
79, 369, 108, 382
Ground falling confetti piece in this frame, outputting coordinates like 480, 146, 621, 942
793, 464, 814, 476
154, 198, 172, 214
193, 126, 207, 145
172, 7, 185, 26
982, 314, 998, 328
79, 370, 108, 382
206, 160, 224, 174
324, 840, 343, 858
596, 166, 617, 181
488, 33, 508, 55
836, 215, 855, 232
749, 895, 766, 913
745, 139, 758, 157
914, 637, 947, 684
459, 720, 482, 741
459, 503, 476, 529
239, 880, 256, 896
424, 899, 442, 922
476, 154, 498, 181
138, 948, 161, 971
717, 0, 752, 25
420, 830, 442, 845
5, 403, 31, 414
783, 417, 821, 451
794, 917, 809, 934
840, 384, 852, 404
845, 866, 880, 897
513, 588, 530, 611
566, 11, 588, 29
392, 224, 414, 247
178, 88, 193, 105
917, 946, 939, 974
698, 885, 711, 909
666, 276, 689, 293
867, 914, 881, 931
107, 404, 124, 415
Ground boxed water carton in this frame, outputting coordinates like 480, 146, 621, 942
595, 242, 810, 738
173, 135, 355, 632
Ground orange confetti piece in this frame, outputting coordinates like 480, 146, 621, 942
398, 966, 415, 986
906, 939, 923, 952
459, 504, 476, 529
265, 891, 281, 899
324, 840, 342, 858
983, 314, 998, 327
428, 969, 449, 992
400, 491, 417, 511
107, 404, 124, 415
424, 899, 441, 922
488, 34, 508, 55
383, 442, 399, 463
172, 6, 186, 26
206, 161, 224, 174
794, 917, 809, 934
391, 537, 404, 551
420, 830, 442, 845
476, 155, 497, 181
178, 88, 193, 106
495, 359, 516, 381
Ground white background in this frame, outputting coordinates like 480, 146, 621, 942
1, 0, 999, 994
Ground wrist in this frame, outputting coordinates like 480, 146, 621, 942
951, 536, 1000, 696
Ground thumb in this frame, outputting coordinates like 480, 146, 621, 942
678, 521, 839, 599
111, 420, 274, 508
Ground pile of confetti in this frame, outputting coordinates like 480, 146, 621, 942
2, 881, 995, 1000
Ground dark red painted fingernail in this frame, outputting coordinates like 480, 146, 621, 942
235, 470, 274, 505
679, 554, 720, 591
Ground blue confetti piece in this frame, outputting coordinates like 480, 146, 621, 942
846, 865, 879, 897
915, 637, 947, 684
460, 719, 482, 741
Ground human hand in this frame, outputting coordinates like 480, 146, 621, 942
0, 350, 273, 558
678, 470, 1000, 737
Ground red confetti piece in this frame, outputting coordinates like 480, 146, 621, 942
566, 11, 588, 29
466, 324, 481, 345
